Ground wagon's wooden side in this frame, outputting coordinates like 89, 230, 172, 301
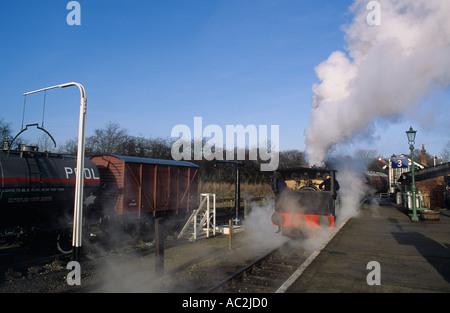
90, 155, 199, 219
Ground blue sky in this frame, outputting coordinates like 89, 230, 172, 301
1, 0, 448, 159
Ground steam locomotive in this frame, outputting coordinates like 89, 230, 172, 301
0, 144, 199, 251
270, 167, 388, 237
270, 167, 339, 237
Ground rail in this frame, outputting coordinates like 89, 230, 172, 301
206, 239, 307, 293
206, 245, 281, 293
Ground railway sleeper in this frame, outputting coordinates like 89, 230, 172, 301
239, 276, 284, 290
260, 261, 297, 271
243, 272, 285, 284
231, 281, 272, 293
253, 267, 287, 277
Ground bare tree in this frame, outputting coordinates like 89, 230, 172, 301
441, 140, 450, 162
58, 137, 78, 155
87, 121, 129, 155
0, 117, 12, 143
354, 149, 378, 161
37, 134, 56, 152
279, 149, 307, 169
120, 136, 173, 158
59, 122, 129, 156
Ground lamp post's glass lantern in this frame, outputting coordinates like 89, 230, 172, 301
406, 127, 417, 145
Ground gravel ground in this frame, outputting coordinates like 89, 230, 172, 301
0, 227, 289, 293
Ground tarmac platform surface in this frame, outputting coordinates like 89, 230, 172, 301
286, 199, 450, 292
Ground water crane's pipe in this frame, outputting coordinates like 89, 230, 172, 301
24, 82, 87, 261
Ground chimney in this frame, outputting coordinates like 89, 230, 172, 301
421, 144, 427, 166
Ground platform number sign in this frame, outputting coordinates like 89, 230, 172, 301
392, 157, 408, 168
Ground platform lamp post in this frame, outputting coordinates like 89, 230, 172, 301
406, 126, 419, 222
23, 82, 87, 260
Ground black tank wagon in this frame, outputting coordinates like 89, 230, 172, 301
0, 146, 100, 238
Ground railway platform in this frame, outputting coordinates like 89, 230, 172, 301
285, 199, 450, 292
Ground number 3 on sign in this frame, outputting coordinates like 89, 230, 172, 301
397, 160, 403, 168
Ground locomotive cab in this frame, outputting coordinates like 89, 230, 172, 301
271, 167, 339, 237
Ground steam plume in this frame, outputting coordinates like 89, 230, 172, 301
305, 0, 450, 166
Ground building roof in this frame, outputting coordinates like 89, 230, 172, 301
399, 162, 450, 184
92, 154, 200, 168
365, 171, 388, 178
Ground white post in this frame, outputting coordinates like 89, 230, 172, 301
212, 193, 216, 237
193, 209, 197, 241
200, 193, 216, 238
71, 83, 87, 261
206, 194, 210, 238
23, 82, 87, 261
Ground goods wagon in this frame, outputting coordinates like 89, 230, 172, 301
90, 155, 199, 223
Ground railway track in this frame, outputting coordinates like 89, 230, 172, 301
0, 240, 69, 283
207, 239, 308, 293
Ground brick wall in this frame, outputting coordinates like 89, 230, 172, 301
416, 176, 446, 209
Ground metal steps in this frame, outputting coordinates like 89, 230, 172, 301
177, 193, 216, 242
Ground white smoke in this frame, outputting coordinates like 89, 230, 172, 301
305, 0, 450, 166
329, 157, 372, 222
243, 198, 287, 250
